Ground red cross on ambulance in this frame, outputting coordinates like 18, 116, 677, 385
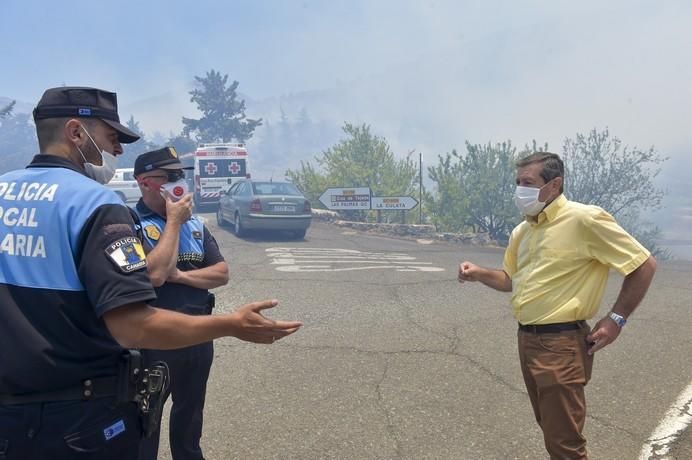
228, 162, 241, 174
205, 162, 218, 175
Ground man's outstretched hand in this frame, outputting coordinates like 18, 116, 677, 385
228, 299, 303, 344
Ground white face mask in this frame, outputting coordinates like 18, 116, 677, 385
514, 185, 547, 216
160, 178, 189, 201
76, 125, 118, 184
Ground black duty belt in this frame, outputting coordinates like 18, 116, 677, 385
0, 376, 118, 406
518, 320, 586, 334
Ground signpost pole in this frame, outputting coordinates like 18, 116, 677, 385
419, 152, 423, 224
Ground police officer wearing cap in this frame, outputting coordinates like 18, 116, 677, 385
134, 147, 225, 460
0, 87, 303, 460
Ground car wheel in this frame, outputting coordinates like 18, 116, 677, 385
293, 228, 307, 239
234, 213, 245, 237
216, 208, 227, 226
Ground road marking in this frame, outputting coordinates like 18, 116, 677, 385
266, 247, 445, 272
639, 381, 692, 459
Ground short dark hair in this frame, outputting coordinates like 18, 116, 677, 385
35, 117, 96, 152
516, 152, 564, 192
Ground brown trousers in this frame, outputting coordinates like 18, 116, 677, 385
518, 323, 594, 460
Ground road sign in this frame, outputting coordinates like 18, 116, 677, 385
319, 187, 371, 210
371, 196, 418, 210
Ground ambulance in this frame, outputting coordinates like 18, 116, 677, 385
193, 143, 248, 208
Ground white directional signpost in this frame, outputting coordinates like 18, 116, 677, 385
371, 196, 418, 210
319, 187, 372, 210
372, 196, 418, 223
319, 187, 419, 223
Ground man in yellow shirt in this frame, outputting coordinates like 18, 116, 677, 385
458, 152, 657, 459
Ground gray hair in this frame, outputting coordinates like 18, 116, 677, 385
516, 152, 564, 192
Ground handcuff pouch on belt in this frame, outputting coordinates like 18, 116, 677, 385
206, 293, 216, 315
117, 349, 170, 437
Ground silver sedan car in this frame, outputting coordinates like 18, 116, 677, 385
217, 179, 312, 238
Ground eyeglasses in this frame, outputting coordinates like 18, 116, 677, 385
145, 171, 185, 182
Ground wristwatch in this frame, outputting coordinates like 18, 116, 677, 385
608, 311, 627, 328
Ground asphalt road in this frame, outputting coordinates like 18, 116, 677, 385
156, 216, 692, 460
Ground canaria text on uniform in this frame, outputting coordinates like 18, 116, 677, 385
0, 181, 57, 258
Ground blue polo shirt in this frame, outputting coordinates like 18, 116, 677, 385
135, 200, 225, 314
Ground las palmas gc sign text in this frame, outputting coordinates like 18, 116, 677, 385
319, 187, 371, 210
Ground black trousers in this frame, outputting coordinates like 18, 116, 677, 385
139, 341, 214, 460
0, 398, 141, 459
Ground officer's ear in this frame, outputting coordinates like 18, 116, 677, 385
64, 119, 85, 146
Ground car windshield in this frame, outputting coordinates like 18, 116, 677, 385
252, 182, 301, 196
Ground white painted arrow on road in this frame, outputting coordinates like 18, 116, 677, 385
266, 247, 444, 272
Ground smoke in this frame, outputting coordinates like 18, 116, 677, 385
2, 0, 691, 174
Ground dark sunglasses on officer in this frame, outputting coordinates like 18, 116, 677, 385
148, 170, 185, 182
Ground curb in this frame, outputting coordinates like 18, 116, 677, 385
311, 209, 503, 248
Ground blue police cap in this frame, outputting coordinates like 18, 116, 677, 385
134, 147, 193, 176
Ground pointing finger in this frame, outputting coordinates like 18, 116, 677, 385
587, 339, 601, 355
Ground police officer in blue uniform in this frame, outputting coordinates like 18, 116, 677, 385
0, 87, 303, 460
134, 147, 227, 460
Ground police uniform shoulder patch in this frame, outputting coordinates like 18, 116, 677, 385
144, 225, 161, 241
105, 236, 147, 273
192, 230, 202, 239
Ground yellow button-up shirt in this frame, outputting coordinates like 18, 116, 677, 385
503, 194, 650, 325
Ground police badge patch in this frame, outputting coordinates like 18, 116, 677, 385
144, 225, 161, 241
105, 237, 147, 273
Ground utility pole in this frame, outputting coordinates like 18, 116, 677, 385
407, 149, 423, 225
419, 152, 423, 225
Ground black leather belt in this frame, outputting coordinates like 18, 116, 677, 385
0, 376, 118, 406
518, 320, 586, 334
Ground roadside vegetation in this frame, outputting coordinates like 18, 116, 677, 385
0, 74, 669, 258
287, 125, 669, 258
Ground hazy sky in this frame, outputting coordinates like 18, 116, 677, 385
2, 0, 691, 171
